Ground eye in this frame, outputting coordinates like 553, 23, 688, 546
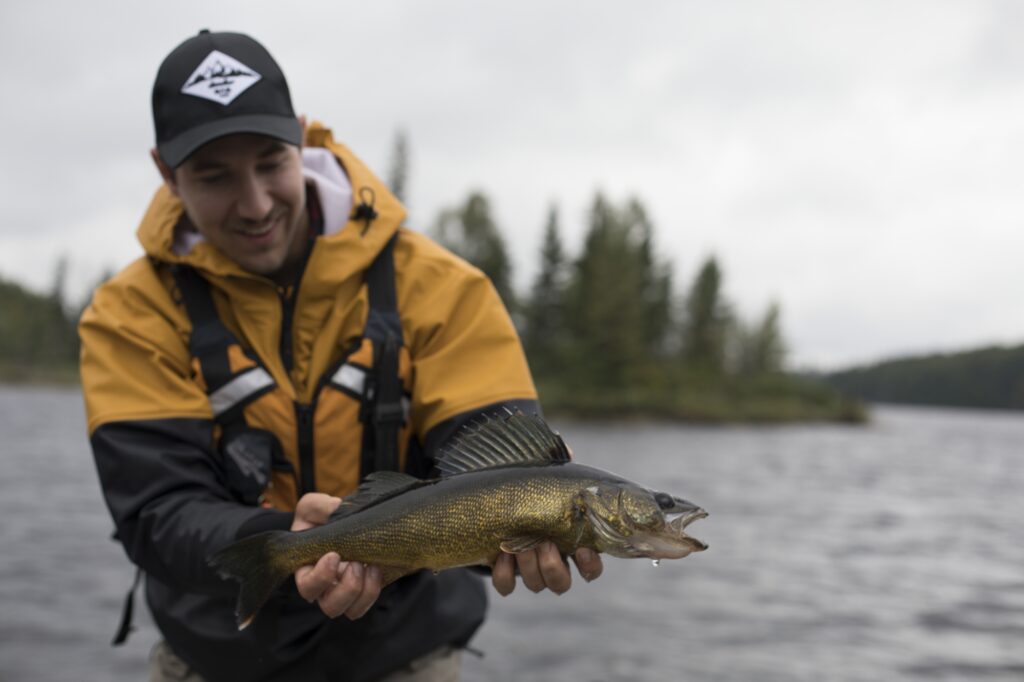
654, 492, 675, 510
197, 173, 228, 185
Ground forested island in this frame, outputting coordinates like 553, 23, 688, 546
825, 345, 1024, 411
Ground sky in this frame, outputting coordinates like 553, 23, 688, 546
1, 0, 1023, 370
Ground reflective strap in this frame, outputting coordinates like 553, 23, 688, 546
332, 363, 368, 395
209, 368, 275, 417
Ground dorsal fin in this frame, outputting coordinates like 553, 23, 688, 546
329, 471, 428, 522
436, 410, 571, 477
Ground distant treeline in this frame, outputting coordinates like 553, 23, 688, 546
826, 345, 1024, 411
0, 260, 81, 384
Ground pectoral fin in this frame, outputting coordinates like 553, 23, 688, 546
499, 535, 547, 554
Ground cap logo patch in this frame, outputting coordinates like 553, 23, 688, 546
181, 50, 262, 105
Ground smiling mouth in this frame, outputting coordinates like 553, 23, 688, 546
234, 210, 285, 238
234, 221, 276, 238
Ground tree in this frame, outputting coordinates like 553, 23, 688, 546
386, 129, 409, 204
737, 302, 786, 375
432, 191, 516, 309
623, 199, 672, 359
680, 256, 731, 374
522, 205, 569, 378
562, 193, 670, 389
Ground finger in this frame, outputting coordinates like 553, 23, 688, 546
293, 493, 343, 531
572, 548, 604, 582
516, 549, 545, 593
537, 542, 571, 594
344, 565, 382, 620
316, 561, 362, 618
491, 552, 516, 597
296, 553, 340, 602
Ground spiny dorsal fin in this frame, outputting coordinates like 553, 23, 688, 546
436, 410, 571, 477
329, 471, 428, 522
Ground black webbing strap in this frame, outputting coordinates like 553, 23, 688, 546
111, 566, 142, 646
172, 265, 236, 393
362, 236, 405, 475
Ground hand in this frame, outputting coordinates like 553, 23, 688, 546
491, 543, 603, 596
291, 493, 383, 620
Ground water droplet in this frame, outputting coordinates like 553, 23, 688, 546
651, 559, 661, 567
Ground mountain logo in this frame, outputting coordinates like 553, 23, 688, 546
181, 50, 262, 105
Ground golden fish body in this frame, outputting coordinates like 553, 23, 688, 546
211, 412, 707, 628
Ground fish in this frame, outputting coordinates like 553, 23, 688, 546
209, 410, 708, 629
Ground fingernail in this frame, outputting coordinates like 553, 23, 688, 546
352, 562, 364, 579
336, 561, 349, 579
328, 554, 341, 572
368, 565, 381, 582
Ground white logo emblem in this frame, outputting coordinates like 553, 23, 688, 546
181, 50, 261, 105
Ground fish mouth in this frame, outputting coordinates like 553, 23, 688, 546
613, 508, 708, 560
666, 508, 709, 552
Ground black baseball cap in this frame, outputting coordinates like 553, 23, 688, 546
152, 30, 302, 168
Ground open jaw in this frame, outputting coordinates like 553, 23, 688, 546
630, 508, 709, 559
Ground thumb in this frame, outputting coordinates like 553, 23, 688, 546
294, 493, 343, 529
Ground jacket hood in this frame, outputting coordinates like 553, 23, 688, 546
135, 121, 406, 285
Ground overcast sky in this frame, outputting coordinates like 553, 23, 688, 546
2, 1, 1022, 369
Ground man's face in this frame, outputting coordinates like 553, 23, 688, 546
161, 134, 307, 280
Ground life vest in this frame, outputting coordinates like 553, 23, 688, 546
171, 234, 414, 509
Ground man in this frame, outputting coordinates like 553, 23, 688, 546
80, 30, 602, 682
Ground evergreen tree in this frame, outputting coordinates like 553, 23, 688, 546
522, 205, 569, 378
0, 267, 78, 370
623, 199, 673, 358
387, 129, 409, 204
432, 191, 516, 309
563, 193, 663, 389
681, 256, 731, 374
738, 302, 786, 375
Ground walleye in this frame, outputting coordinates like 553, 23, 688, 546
209, 411, 708, 628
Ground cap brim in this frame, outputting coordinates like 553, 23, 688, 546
158, 115, 303, 168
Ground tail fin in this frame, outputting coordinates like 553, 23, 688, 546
208, 531, 295, 630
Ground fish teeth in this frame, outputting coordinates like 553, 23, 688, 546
669, 509, 707, 533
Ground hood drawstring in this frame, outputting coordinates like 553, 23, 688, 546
353, 187, 378, 236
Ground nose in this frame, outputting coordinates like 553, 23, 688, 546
236, 173, 273, 221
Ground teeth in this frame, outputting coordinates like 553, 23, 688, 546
237, 225, 273, 237
669, 509, 707, 533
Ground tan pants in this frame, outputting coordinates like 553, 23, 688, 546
150, 640, 461, 682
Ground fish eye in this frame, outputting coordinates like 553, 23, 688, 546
654, 492, 675, 510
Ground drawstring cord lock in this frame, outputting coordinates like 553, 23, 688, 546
353, 187, 378, 236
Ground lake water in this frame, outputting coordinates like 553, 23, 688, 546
1, 385, 1022, 681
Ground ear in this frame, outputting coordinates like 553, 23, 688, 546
297, 114, 307, 149
150, 148, 180, 197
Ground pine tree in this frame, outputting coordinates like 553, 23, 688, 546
522, 205, 568, 378
623, 199, 672, 359
738, 302, 786, 375
432, 191, 516, 310
387, 129, 409, 204
681, 256, 731, 374
563, 193, 659, 389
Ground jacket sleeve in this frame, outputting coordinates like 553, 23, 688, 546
91, 419, 291, 594
80, 262, 290, 594
397, 232, 539, 439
